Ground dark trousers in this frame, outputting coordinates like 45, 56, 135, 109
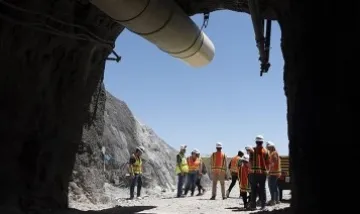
268, 175, 279, 201
250, 173, 267, 208
177, 174, 185, 197
195, 176, 204, 193
184, 172, 197, 195
130, 174, 142, 198
227, 173, 238, 194
240, 192, 251, 207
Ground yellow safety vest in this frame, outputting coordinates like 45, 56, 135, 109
175, 153, 189, 174
132, 154, 142, 174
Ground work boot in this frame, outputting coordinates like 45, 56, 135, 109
210, 196, 216, 200
223, 196, 227, 200
276, 200, 281, 204
226, 190, 230, 198
191, 192, 194, 197
267, 200, 275, 206
196, 192, 201, 196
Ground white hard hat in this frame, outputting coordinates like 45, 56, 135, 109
266, 141, 275, 147
241, 154, 249, 162
193, 148, 200, 154
137, 146, 145, 153
216, 142, 222, 148
241, 149, 246, 154
180, 145, 187, 150
255, 135, 264, 142
245, 145, 253, 150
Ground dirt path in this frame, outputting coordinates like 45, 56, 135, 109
113, 181, 290, 214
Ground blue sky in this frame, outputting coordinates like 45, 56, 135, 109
104, 11, 288, 156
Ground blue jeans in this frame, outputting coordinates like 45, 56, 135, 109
268, 175, 279, 201
184, 172, 197, 195
130, 174, 142, 198
177, 174, 185, 197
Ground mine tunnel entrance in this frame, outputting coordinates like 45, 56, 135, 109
0, 0, 351, 214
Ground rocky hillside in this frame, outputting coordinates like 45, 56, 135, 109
69, 87, 177, 205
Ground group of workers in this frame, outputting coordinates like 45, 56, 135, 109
175, 135, 282, 210
127, 135, 282, 211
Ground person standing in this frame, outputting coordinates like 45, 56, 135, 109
210, 142, 228, 200
238, 154, 251, 209
248, 135, 270, 210
175, 145, 189, 198
184, 149, 201, 196
266, 141, 281, 205
195, 149, 206, 196
129, 146, 145, 199
226, 150, 244, 198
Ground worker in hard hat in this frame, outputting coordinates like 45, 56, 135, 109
210, 142, 228, 200
226, 150, 244, 198
175, 145, 189, 198
195, 149, 207, 196
238, 154, 251, 209
266, 141, 281, 205
248, 135, 270, 210
184, 149, 201, 196
129, 146, 145, 199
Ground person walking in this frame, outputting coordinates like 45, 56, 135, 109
195, 149, 206, 196
248, 135, 270, 210
238, 154, 251, 209
210, 142, 228, 200
266, 141, 281, 205
184, 149, 201, 196
226, 150, 244, 198
129, 146, 145, 199
175, 145, 189, 198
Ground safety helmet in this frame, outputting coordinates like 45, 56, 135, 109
180, 145, 187, 150
216, 142, 222, 148
193, 148, 200, 154
255, 135, 264, 142
266, 141, 275, 147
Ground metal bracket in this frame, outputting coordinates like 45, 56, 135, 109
106, 50, 122, 63
248, 0, 272, 76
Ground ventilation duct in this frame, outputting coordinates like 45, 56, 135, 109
90, 0, 215, 67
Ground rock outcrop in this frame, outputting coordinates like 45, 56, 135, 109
70, 89, 177, 205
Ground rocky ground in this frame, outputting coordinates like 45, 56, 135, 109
68, 181, 290, 214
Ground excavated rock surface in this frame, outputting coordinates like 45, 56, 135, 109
0, 0, 123, 212
70, 90, 178, 205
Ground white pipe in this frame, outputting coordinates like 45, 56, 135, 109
90, 0, 215, 67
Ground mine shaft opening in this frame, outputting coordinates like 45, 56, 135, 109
0, 0, 349, 214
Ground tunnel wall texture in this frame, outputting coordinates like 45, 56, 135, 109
0, 0, 352, 213
0, 0, 123, 212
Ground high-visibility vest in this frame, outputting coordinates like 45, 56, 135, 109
238, 163, 251, 193
211, 151, 226, 174
230, 156, 241, 173
250, 147, 270, 174
269, 151, 281, 177
187, 157, 201, 172
175, 153, 189, 174
132, 154, 142, 174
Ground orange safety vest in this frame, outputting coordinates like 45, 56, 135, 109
187, 156, 201, 172
269, 151, 281, 177
230, 156, 241, 173
211, 151, 226, 174
250, 147, 270, 174
238, 163, 251, 192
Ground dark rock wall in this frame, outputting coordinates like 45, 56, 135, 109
0, 0, 123, 212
